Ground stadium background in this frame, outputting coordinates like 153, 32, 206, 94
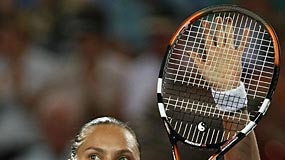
0, 0, 284, 159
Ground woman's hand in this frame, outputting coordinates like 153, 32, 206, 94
188, 17, 249, 91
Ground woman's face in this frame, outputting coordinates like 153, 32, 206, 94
76, 124, 140, 160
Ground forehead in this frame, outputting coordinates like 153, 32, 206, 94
89, 124, 133, 140
81, 124, 138, 150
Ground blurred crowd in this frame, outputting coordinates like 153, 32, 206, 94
0, 0, 284, 160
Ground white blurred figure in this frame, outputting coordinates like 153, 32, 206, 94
122, 16, 174, 122
59, 5, 131, 120
0, 11, 64, 160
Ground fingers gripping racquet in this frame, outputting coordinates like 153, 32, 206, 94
157, 5, 280, 160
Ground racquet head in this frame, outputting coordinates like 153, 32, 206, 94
157, 5, 280, 160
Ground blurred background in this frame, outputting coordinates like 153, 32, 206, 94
0, 0, 284, 159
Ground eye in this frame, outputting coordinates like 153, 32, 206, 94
89, 154, 101, 160
118, 157, 128, 160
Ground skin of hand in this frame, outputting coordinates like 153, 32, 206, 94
224, 131, 260, 160
76, 124, 140, 160
223, 110, 261, 160
188, 17, 249, 91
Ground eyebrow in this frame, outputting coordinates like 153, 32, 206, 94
116, 149, 133, 155
85, 147, 105, 153
85, 147, 134, 156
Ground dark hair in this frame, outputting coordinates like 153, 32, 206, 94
69, 117, 140, 160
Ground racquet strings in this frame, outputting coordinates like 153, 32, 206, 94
162, 11, 275, 146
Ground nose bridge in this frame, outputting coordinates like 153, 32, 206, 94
104, 153, 115, 160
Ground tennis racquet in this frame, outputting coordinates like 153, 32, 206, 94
157, 5, 280, 160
